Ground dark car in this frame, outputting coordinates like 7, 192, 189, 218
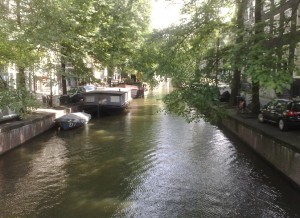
59, 87, 86, 104
258, 98, 300, 131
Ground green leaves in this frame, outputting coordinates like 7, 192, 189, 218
0, 0, 152, 116
162, 82, 226, 123
0, 0, 152, 76
241, 36, 293, 94
0, 88, 41, 119
142, 0, 296, 120
134, 0, 234, 121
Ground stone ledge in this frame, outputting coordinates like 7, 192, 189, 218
0, 112, 54, 133
0, 104, 82, 155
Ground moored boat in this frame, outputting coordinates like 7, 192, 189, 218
117, 83, 145, 98
55, 112, 91, 130
82, 88, 132, 117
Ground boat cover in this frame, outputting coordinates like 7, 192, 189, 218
56, 112, 91, 123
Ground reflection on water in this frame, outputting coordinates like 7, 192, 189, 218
1, 88, 300, 217
0, 135, 68, 217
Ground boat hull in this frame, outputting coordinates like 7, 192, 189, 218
55, 112, 91, 130
85, 105, 128, 116
56, 121, 85, 130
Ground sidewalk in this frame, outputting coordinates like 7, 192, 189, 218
228, 108, 300, 150
35, 104, 82, 119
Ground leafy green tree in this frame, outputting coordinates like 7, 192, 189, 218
138, 0, 296, 121
1, 0, 152, 112
90, 0, 151, 78
135, 0, 234, 122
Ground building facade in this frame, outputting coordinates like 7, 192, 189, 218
244, 0, 300, 97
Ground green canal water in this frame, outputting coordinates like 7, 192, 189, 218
1, 87, 300, 217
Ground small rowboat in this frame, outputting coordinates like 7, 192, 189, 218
55, 112, 91, 130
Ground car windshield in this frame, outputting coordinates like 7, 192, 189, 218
292, 102, 300, 111
67, 88, 78, 95
68, 87, 85, 95
84, 86, 94, 91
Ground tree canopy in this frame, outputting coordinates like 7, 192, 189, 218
134, 0, 297, 122
0, 0, 152, 115
0, 0, 297, 120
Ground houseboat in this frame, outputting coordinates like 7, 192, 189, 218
82, 88, 132, 116
117, 83, 145, 98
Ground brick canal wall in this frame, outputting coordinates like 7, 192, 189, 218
0, 112, 55, 155
0, 104, 82, 155
221, 113, 300, 189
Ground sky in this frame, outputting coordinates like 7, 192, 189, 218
151, 0, 183, 29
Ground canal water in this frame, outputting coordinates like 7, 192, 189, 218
1, 88, 300, 218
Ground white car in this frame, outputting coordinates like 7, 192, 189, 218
81, 85, 96, 92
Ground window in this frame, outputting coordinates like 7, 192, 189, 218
110, 96, 120, 103
264, 19, 270, 33
263, 0, 271, 12
273, 14, 280, 36
245, 1, 255, 23
274, 0, 280, 6
284, 8, 292, 34
292, 102, 300, 111
99, 95, 107, 104
282, 45, 289, 71
86, 96, 95, 103
297, 4, 300, 30
293, 43, 300, 78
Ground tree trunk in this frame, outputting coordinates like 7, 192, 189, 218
61, 61, 67, 94
15, 0, 27, 89
251, 0, 262, 114
16, 0, 21, 26
18, 67, 26, 89
229, 0, 247, 106
61, 46, 67, 95
230, 69, 241, 105
251, 81, 260, 113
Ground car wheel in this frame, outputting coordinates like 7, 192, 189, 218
278, 119, 287, 131
258, 113, 264, 123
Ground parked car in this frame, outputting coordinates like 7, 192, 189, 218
60, 87, 86, 104
258, 98, 300, 131
80, 85, 96, 92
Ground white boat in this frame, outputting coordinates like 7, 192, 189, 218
55, 112, 91, 130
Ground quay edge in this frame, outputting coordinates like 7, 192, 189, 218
220, 110, 300, 190
0, 105, 81, 156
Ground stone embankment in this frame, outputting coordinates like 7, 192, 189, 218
0, 105, 81, 155
221, 109, 300, 189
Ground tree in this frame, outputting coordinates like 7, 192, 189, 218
90, 0, 151, 78
0, 0, 152, 113
1, 0, 152, 94
134, 0, 234, 122
138, 0, 295, 122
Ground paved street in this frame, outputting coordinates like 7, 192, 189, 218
229, 108, 300, 150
